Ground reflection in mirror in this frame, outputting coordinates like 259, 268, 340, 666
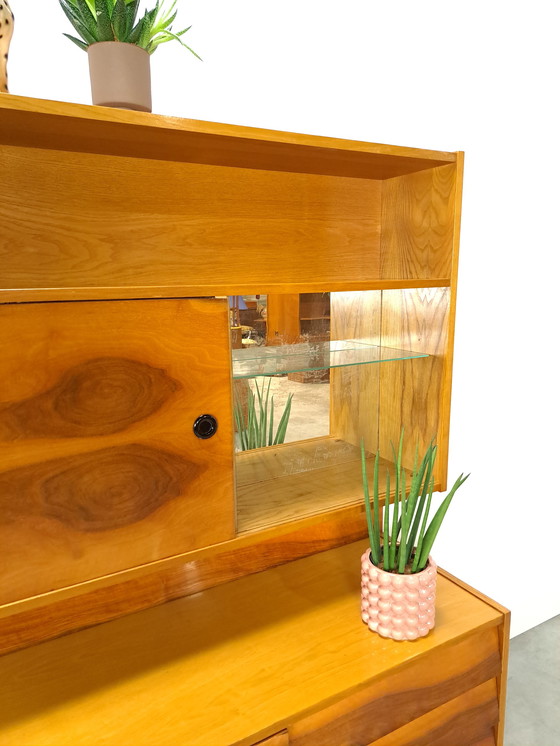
230, 293, 331, 453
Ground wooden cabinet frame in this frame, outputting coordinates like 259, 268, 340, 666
1, 94, 462, 639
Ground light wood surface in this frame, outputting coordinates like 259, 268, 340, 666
0, 298, 235, 605
253, 732, 289, 746
0, 541, 506, 746
0, 278, 452, 304
0, 94, 456, 180
266, 294, 301, 345
0, 145, 381, 292
377, 287, 449, 476
236, 437, 408, 532
380, 164, 456, 281
329, 290, 382, 452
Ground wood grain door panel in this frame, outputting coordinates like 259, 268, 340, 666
0, 297, 235, 605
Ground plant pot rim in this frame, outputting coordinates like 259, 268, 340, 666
87, 41, 149, 53
362, 548, 436, 576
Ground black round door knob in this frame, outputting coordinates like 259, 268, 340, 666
193, 414, 218, 439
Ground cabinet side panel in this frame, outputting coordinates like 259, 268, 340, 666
329, 291, 382, 452
378, 288, 450, 476
0, 146, 381, 290
0, 298, 235, 605
380, 164, 456, 281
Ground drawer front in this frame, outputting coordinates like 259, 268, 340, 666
251, 731, 290, 746
368, 679, 498, 746
290, 626, 501, 746
0, 297, 235, 605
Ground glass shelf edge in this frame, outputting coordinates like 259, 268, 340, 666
232, 340, 429, 379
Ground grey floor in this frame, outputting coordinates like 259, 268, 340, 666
505, 614, 560, 745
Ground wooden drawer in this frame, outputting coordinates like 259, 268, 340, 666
369, 679, 499, 746
252, 732, 289, 746
289, 626, 501, 746
0, 297, 235, 606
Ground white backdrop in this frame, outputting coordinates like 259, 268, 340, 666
7, 0, 560, 638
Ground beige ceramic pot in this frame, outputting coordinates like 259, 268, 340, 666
360, 548, 437, 641
87, 42, 152, 112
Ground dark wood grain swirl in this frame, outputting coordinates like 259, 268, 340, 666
0, 357, 180, 440
0, 444, 198, 531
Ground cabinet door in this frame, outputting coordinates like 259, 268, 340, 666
0, 298, 234, 605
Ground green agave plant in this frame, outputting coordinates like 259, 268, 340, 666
361, 432, 469, 574
59, 0, 201, 57
234, 378, 293, 452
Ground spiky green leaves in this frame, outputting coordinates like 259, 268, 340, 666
361, 432, 469, 574
234, 378, 293, 452
59, 0, 201, 57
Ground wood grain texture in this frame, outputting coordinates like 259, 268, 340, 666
289, 627, 501, 745
368, 680, 498, 746
0, 94, 456, 180
0, 443, 198, 532
235, 437, 404, 532
0, 541, 505, 746
438, 568, 510, 746
377, 287, 449, 476
0, 506, 368, 655
0, 145, 382, 291
380, 164, 457, 281
329, 290, 382, 452
435, 151, 465, 493
0, 298, 235, 605
0, 357, 179, 439
266, 294, 301, 345
251, 731, 289, 746
0, 278, 452, 303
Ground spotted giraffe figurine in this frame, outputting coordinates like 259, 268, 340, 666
0, 1, 14, 93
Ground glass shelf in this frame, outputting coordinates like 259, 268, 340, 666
232, 340, 428, 379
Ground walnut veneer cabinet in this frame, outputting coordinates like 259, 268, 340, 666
0, 94, 509, 744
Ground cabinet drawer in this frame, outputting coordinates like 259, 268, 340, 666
368, 679, 498, 746
290, 626, 501, 746
252, 731, 289, 746
0, 297, 235, 606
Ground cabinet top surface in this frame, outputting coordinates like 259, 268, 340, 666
0, 93, 457, 179
0, 541, 504, 746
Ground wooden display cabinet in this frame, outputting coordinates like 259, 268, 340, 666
0, 94, 508, 745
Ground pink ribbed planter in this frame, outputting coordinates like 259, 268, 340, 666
360, 549, 437, 641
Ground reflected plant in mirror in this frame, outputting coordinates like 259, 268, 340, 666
234, 378, 293, 452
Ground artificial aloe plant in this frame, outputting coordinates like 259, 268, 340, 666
59, 0, 201, 57
361, 431, 469, 574
234, 378, 293, 451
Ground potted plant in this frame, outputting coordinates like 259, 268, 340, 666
360, 433, 468, 640
59, 0, 201, 112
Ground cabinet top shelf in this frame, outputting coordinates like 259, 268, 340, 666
232, 340, 429, 378
0, 94, 457, 180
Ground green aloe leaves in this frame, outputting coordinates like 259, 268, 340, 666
361, 431, 469, 574
234, 378, 293, 452
59, 0, 201, 57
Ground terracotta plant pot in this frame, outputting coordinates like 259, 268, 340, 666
87, 42, 152, 112
360, 549, 437, 641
